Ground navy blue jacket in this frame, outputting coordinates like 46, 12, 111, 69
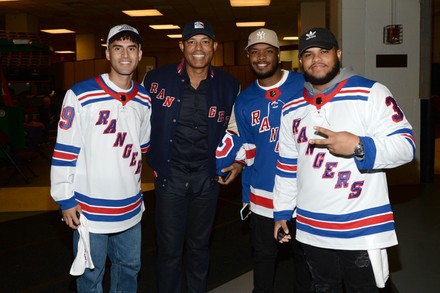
143, 59, 240, 184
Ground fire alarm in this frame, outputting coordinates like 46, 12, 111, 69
383, 24, 403, 45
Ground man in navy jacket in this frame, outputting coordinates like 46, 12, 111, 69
143, 20, 241, 293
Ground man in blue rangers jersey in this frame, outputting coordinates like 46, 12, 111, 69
274, 28, 415, 292
51, 24, 151, 292
217, 28, 311, 293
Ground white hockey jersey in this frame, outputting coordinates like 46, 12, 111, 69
51, 74, 152, 234
273, 73, 415, 250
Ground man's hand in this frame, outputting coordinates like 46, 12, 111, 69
309, 126, 360, 157
216, 162, 244, 185
274, 220, 291, 243
61, 206, 82, 229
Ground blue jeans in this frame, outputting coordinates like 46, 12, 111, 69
154, 166, 220, 293
73, 222, 141, 293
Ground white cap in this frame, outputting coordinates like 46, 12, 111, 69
106, 24, 143, 47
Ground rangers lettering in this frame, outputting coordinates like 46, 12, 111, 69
122, 144, 133, 159
103, 119, 117, 134
163, 96, 175, 107
297, 127, 308, 143
259, 117, 270, 132
113, 132, 127, 147
209, 106, 217, 118
335, 171, 350, 188
217, 111, 225, 122
305, 142, 316, 155
149, 82, 159, 94
292, 119, 301, 134
349, 181, 364, 199
135, 160, 142, 175
96, 110, 110, 125
323, 162, 338, 179
129, 151, 138, 166
270, 127, 279, 142
251, 110, 261, 126
313, 152, 326, 168
156, 88, 165, 100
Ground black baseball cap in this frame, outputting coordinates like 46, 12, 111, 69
298, 27, 339, 56
182, 21, 215, 41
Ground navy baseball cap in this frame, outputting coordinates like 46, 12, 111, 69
298, 27, 338, 56
182, 21, 215, 41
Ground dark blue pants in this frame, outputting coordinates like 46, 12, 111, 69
302, 243, 378, 293
154, 167, 220, 293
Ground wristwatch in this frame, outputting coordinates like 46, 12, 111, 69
354, 139, 364, 160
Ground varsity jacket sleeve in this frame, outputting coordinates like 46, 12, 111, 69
139, 93, 152, 154
273, 108, 297, 222
355, 82, 415, 170
50, 89, 82, 210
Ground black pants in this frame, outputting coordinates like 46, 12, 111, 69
302, 243, 378, 293
154, 167, 220, 293
250, 214, 312, 293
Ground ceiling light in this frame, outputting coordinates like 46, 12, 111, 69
283, 36, 299, 41
12, 39, 31, 45
236, 22, 265, 27
167, 34, 182, 39
122, 9, 163, 17
230, 0, 270, 7
41, 29, 75, 34
0, 0, 21, 2
54, 51, 75, 54
149, 24, 180, 30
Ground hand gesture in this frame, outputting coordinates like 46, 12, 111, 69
309, 126, 359, 157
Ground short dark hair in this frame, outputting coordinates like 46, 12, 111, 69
108, 31, 143, 46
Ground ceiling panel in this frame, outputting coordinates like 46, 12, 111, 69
0, 0, 302, 57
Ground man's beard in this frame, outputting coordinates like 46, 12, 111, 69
250, 60, 280, 80
304, 58, 341, 86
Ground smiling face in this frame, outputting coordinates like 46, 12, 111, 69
247, 43, 281, 85
299, 47, 342, 90
106, 38, 142, 79
179, 34, 217, 71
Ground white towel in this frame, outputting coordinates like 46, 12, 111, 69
367, 248, 389, 288
70, 214, 94, 276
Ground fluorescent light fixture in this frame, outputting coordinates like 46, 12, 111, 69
12, 39, 31, 45
283, 36, 299, 41
0, 0, 21, 2
236, 22, 265, 27
122, 9, 163, 17
149, 24, 180, 30
54, 51, 75, 54
167, 34, 182, 39
230, 0, 270, 7
41, 29, 75, 34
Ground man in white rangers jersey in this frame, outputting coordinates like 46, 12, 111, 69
50, 24, 151, 292
273, 28, 415, 292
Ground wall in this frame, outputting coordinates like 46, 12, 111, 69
341, 0, 421, 184
54, 56, 156, 90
